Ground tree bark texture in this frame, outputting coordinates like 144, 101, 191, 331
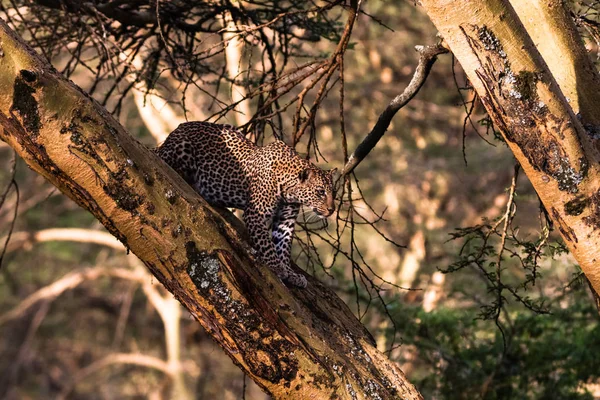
0, 19, 422, 400
420, 0, 600, 293
508, 0, 600, 128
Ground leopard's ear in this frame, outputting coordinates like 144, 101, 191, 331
299, 168, 311, 182
329, 168, 338, 176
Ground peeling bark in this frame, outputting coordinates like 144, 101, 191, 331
420, 0, 600, 294
0, 19, 422, 399
508, 0, 600, 129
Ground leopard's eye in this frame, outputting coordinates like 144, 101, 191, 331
317, 189, 326, 196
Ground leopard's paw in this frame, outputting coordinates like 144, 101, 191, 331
285, 272, 308, 288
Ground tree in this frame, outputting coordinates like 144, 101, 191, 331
419, 0, 600, 296
3, 0, 600, 398
0, 17, 422, 399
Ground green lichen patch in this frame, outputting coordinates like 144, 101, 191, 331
497, 124, 585, 193
552, 154, 586, 193
564, 195, 590, 216
11, 70, 41, 137
185, 242, 299, 383
476, 28, 540, 102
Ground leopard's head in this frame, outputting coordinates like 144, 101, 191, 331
286, 166, 337, 217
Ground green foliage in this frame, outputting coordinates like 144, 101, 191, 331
387, 290, 600, 400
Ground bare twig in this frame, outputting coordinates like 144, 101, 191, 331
493, 163, 519, 352
292, 1, 361, 146
0, 150, 18, 271
111, 282, 136, 349
342, 43, 449, 175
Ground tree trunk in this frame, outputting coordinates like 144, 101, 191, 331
0, 19, 422, 399
420, 0, 600, 294
507, 0, 600, 128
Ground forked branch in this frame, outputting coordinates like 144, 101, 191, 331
342, 43, 448, 175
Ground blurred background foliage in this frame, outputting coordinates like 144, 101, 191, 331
1, 0, 600, 399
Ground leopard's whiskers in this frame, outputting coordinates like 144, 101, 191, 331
299, 207, 327, 227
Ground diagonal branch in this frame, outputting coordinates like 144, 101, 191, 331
342, 43, 448, 176
2, 227, 124, 253
0, 18, 422, 399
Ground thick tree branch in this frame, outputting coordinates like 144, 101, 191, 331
508, 0, 600, 140
420, 0, 600, 295
0, 18, 422, 399
342, 43, 448, 176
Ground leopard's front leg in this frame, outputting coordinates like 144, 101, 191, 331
244, 205, 307, 288
272, 203, 306, 287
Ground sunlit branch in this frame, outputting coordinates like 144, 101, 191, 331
2, 227, 124, 253
342, 43, 448, 175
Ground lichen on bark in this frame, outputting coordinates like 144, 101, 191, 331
185, 242, 299, 385
464, 25, 588, 193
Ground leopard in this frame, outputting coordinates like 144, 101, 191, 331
155, 121, 336, 288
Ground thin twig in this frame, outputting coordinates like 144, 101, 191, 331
493, 163, 519, 352
0, 149, 19, 271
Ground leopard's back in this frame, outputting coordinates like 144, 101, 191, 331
155, 121, 254, 209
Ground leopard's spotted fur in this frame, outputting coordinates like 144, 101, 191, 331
155, 121, 336, 287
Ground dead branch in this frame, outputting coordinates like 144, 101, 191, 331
0, 267, 146, 326
342, 43, 449, 176
138, 262, 192, 400
2, 227, 125, 253
293, 1, 360, 146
